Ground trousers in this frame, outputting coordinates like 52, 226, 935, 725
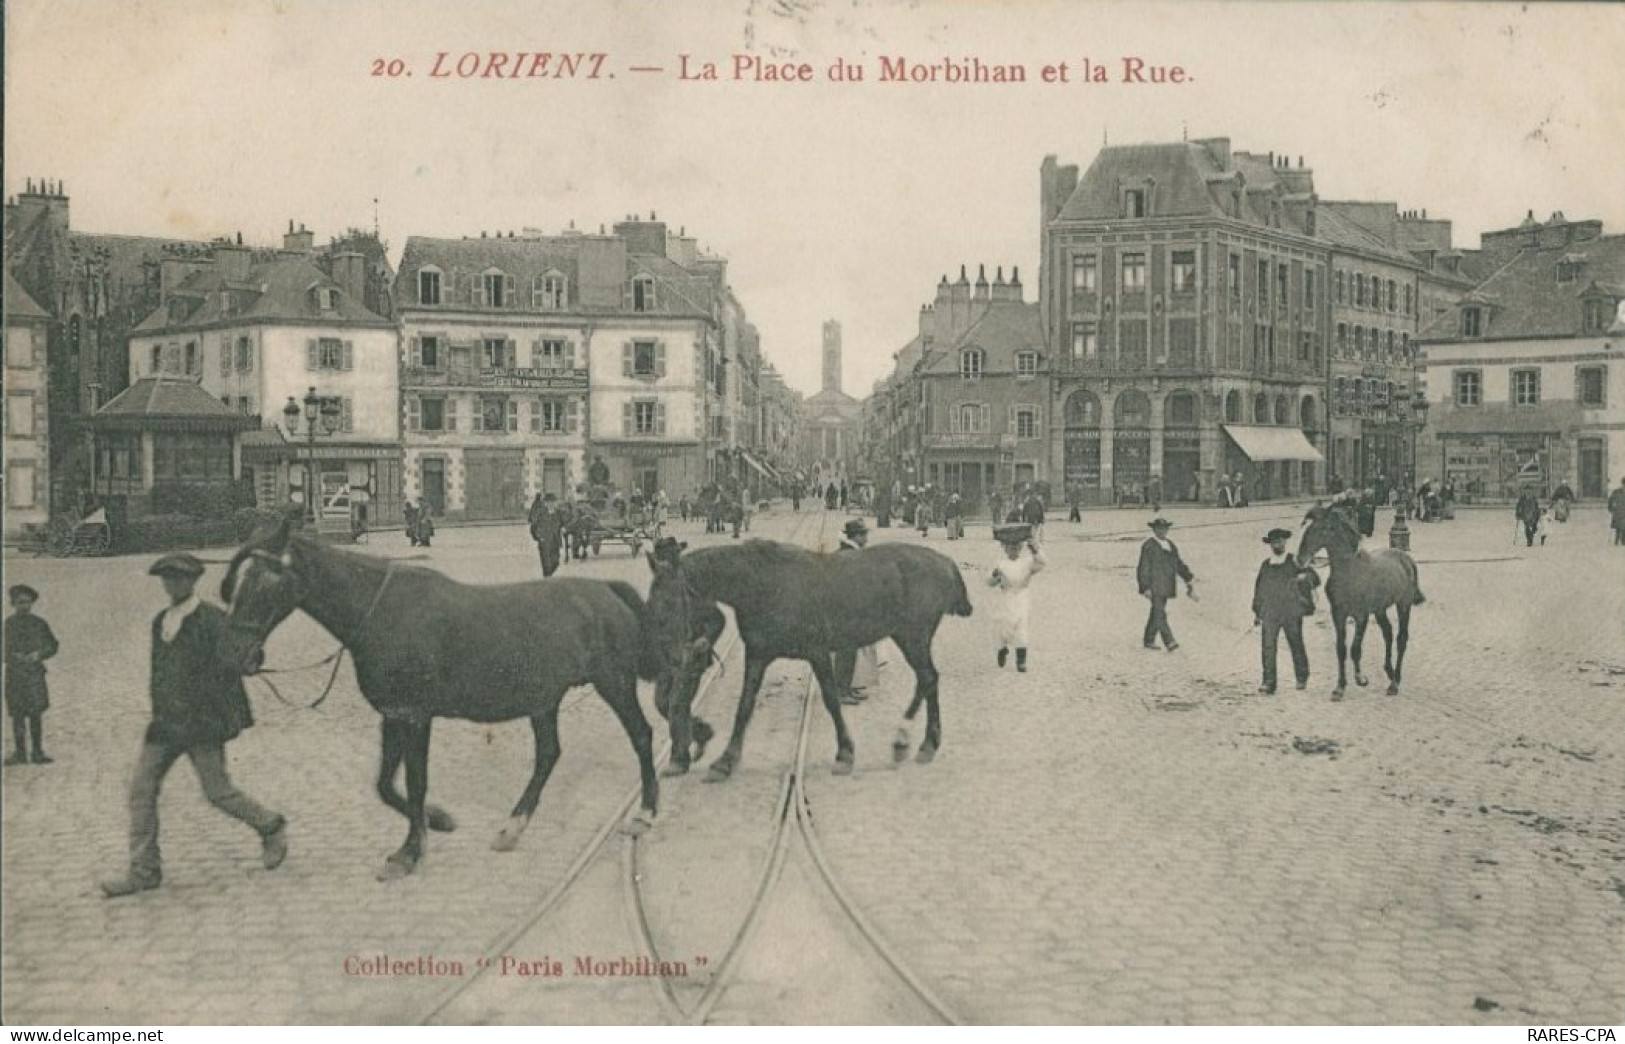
1261, 617, 1309, 689
1143, 596, 1176, 648
537, 541, 561, 577
127, 741, 282, 878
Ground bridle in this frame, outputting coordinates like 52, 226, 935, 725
227, 545, 397, 710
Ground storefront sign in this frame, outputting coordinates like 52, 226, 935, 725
479, 367, 588, 390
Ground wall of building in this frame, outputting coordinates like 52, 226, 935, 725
4, 319, 51, 535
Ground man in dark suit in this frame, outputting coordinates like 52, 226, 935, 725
1252, 528, 1320, 694
1136, 517, 1196, 652
530, 493, 566, 576
101, 554, 287, 898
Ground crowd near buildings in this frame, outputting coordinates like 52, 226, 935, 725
864, 136, 1625, 514
2, 187, 804, 541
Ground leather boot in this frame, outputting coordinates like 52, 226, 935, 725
1016, 648, 1028, 672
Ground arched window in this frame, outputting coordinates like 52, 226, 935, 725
1114, 390, 1151, 429
1165, 391, 1198, 427
1253, 393, 1270, 424
959, 349, 984, 379
1300, 396, 1318, 431
1273, 395, 1290, 425
1064, 390, 1100, 428
1224, 390, 1242, 423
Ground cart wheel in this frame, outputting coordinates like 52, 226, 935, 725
48, 518, 77, 558
86, 528, 111, 556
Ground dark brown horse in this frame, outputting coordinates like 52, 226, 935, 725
1296, 504, 1425, 699
219, 520, 665, 880
644, 539, 972, 780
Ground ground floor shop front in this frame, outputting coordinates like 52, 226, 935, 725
1055, 423, 1320, 506
401, 444, 584, 521
1424, 429, 1616, 501
241, 439, 406, 533
590, 440, 707, 502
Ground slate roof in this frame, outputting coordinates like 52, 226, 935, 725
92, 377, 256, 428
1315, 203, 1417, 265
1055, 143, 1234, 223
920, 300, 1045, 376
395, 234, 717, 320
4, 270, 49, 320
132, 255, 392, 333
1418, 233, 1625, 341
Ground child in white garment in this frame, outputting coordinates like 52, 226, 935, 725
989, 524, 1046, 672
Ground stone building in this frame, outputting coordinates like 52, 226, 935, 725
799, 319, 865, 487
1039, 140, 1327, 505
1417, 213, 1625, 501
4, 271, 52, 537
126, 238, 402, 527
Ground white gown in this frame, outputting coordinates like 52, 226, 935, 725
990, 547, 1045, 647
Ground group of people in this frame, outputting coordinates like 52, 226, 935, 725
401, 498, 436, 547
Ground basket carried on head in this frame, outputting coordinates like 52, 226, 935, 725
993, 522, 1032, 545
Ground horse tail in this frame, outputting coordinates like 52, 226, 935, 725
1406, 556, 1426, 606
949, 562, 973, 617
605, 580, 665, 682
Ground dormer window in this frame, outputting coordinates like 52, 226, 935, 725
536, 271, 567, 310
959, 349, 984, 380
1583, 298, 1614, 334
632, 275, 656, 312
418, 267, 442, 305
1557, 258, 1582, 283
316, 287, 338, 311
1461, 306, 1483, 338
1124, 188, 1147, 218
481, 270, 512, 308
1016, 351, 1038, 378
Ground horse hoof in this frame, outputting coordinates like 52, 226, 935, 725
832, 757, 855, 777
915, 745, 938, 764
891, 741, 911, 764
377, 855, 417, 882
1354, 674, 1369, 688
426, 806, 457, 833
619, 812, 654, 837
703, 763, 733, 784
492, 830, 520, 853
661, 761, 690, 778
1385, 684, 1400, 696
1331, 688, 1345, 702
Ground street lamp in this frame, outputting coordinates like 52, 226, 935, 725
1386, 387, 1431, 551
283, 386, 343, 524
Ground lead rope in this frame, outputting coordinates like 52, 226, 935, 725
251, 560, 397, 711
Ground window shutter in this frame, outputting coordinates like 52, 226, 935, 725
565, 341, 576, 370
470, 275, 483, 306
655, 342, 667, 378
220, 338, 231, 376
246, 339, 255, 373
566, 398, 579, 433
532, 277, 544, 309
341, 397, 354, 432
622, 343, 633, 378
949, 405, 960, 433
655, 402, 667, 436
343, 341, 354, 371
527, 398, 539, 433
530, 339, 542, 368
410, 337, 421, 367
622, 402, 633, 436
504, 275, 516, 309
306, 339, 318, 370
507, 399, 519, 431
406, 396, 420, 431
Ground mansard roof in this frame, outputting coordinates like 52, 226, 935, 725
919, 300, 1045, 376
1419, 232, 1625, 340
131, 255, 392, 333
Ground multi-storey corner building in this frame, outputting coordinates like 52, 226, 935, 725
1418, 213, 1625, 500
4, 271, 52, 537
125, 239, 402, 525
1039, 140, 1330, 505
394, 216, 745, 519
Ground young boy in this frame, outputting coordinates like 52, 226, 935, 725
988, 524, 1045, 672
4, 585, 59, 765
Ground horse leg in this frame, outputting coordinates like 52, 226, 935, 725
493, 700, 563, 852
894, 629, 943, 764
1392, 603, 1412, 694
375, 719, 455, 833
706, 650, 770, 783
1331, 613, 1349, 700
599, 669, 659, 834
380, 719, 432, 880
807, 652, 856, 775
1373, 611, 1397, 694
893, 691, 925, 762
1351, 614, 1371, 688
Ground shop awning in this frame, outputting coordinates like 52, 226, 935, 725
1222, 424, 1324, 463
739, 450, 773, 481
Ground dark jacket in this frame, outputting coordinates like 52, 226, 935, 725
1137, 538, 1194, 599
1021, 497, 1046, 525
4, 613, 59, 716
1515, 493, 1541, 524
531, 506, 565, 550
1253, 557, 1321, 623
1610, 486, 1625, 527
147, 603, 254, 750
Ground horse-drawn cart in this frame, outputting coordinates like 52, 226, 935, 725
47, 507, 111, 557
571, 509, 663, 557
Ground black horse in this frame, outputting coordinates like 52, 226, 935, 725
645, 539, 972, 780
219, 520, 666, 880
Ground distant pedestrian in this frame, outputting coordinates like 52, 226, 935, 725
1021, 490, 1046, 543
1067, 486, 1082, 523
915, 491, 933, 537
1136, 517, 1196, 652
530, 493, 565, 577
1252, 528, 1320, 694
1551, 482, 1574, 523
944, 492, 965, 540
5, 584, 59, 766
679, 494, 692, 523
833, 519, 880, 702
403, 500, 420, 545
1233, 472, 1250, 508
839, 481, 849, 509
1147, 475, 1163, 514
1610, 478, 1625, 546
1515, 489, 1541, 547
989, 523, 1045, 672
101, 554, 287, 898
989, 491, 1005, 529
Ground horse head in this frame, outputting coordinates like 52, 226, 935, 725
221, 517, 306, 676
1295, 504, 1357, 568
644, 543, 712, 674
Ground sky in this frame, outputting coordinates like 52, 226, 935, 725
6, 0, 1623, 398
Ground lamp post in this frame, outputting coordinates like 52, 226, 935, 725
1386, 387, 1431, 551
282, 386, 342, 524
